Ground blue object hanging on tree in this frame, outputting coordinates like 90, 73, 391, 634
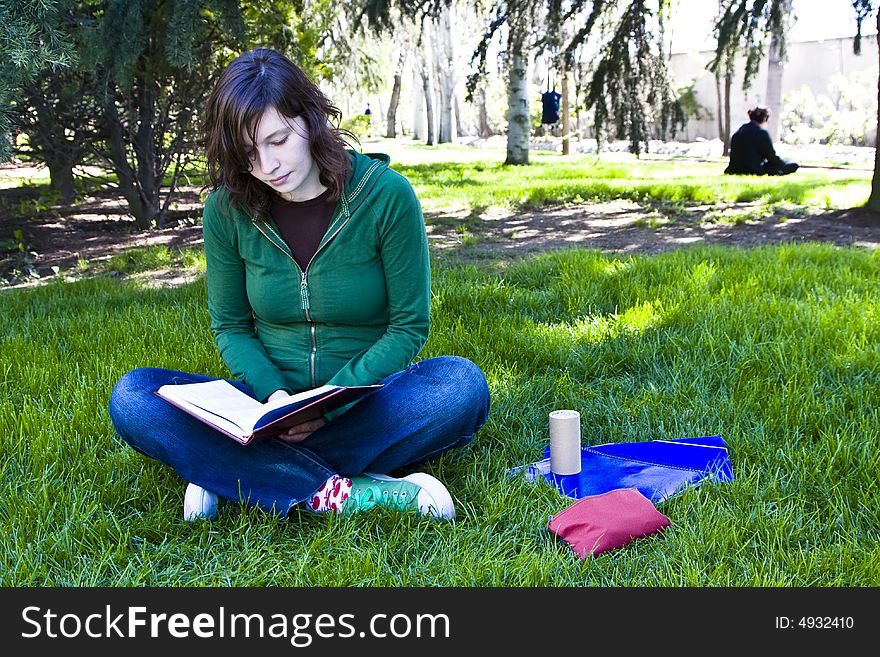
541, 90, 561, 125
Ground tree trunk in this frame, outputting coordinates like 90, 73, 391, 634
104, 100, 152, 228
715, 70, 724, 144
35, 118, 77, 203
724, 71, 732, 156
431, 21, 449, 143
417, 37, 435, 146
867, 8, 880, 212
575, 59, 586, 139
717, 68, 733, 157
412, 63, 425, 141
47, 160, 76, 202
433, 5, 457, 143
765, 42, 784, 141
505, 36, 530, 165
476, 87, 492, 137
765, 0, 792, 142
715, 65, 734, 155
385, 49, 405, 139
26, 82, 80, 202
135, 83, 160, 224
561, 64, 570, 155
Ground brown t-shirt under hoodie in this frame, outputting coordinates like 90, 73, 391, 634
270, 188, 336, 270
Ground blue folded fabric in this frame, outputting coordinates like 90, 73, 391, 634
509, 435, 734, 503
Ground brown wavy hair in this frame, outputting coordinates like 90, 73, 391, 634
747, 107, 770, 124
201, 48, 353, 219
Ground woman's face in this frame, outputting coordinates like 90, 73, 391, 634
243, 106, 325, 201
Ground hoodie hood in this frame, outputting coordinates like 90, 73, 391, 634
341, 151, 391, 217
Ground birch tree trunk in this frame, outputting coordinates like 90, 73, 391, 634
416, 30, 435, 146
386, 49, 406, 138
422, 71, 435, 145
505, 34, 530, 165
412, 63, 425, 141
433, 4, 457, 143
764, 0, 792, 142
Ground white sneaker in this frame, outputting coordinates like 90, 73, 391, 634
183, 483, 219, 521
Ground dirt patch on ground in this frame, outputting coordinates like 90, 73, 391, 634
0, 181, 206, 284
426, 200, 880, 256
2, 171, 879, 286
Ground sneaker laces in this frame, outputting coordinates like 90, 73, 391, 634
350, 482, 410, 511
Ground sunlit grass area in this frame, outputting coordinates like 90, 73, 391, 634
101, 245, 206, 277
394, 154, 870, 213
2, 242, 878, 585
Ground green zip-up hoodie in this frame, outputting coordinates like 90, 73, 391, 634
202, 151, 430, 403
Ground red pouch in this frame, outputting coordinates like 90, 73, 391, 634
548, 488, 671, 558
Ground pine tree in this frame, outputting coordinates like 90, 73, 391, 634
86, 0, 247, 228
0, 0, 75, 160
584, 0, 682, 156
10, 1, 106, 201
11, 1, 347, 225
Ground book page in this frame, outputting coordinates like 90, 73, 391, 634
158, 380, 262, 431
160, 393, 252, 439
249, 384, 338, 426
258, 384, 337, 412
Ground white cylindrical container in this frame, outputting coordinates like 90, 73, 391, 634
548, 409, 582, 475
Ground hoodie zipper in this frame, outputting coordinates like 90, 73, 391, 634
253, 192, 355, 388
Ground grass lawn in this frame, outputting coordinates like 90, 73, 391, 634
6, 141, 871, 286
2, 243, 878, 585
1, 151, 878, 586
380, 140, 871, 213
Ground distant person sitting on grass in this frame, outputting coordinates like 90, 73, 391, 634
108, 48, 490, 523
724, 107, 799, 176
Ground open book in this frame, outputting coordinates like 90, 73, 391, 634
155, 379, 382, 445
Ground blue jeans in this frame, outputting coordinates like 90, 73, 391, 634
108, 356, 490, 514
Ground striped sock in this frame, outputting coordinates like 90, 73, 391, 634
308, 475, 353, 512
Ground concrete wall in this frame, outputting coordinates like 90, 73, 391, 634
669, 36, 879, 143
